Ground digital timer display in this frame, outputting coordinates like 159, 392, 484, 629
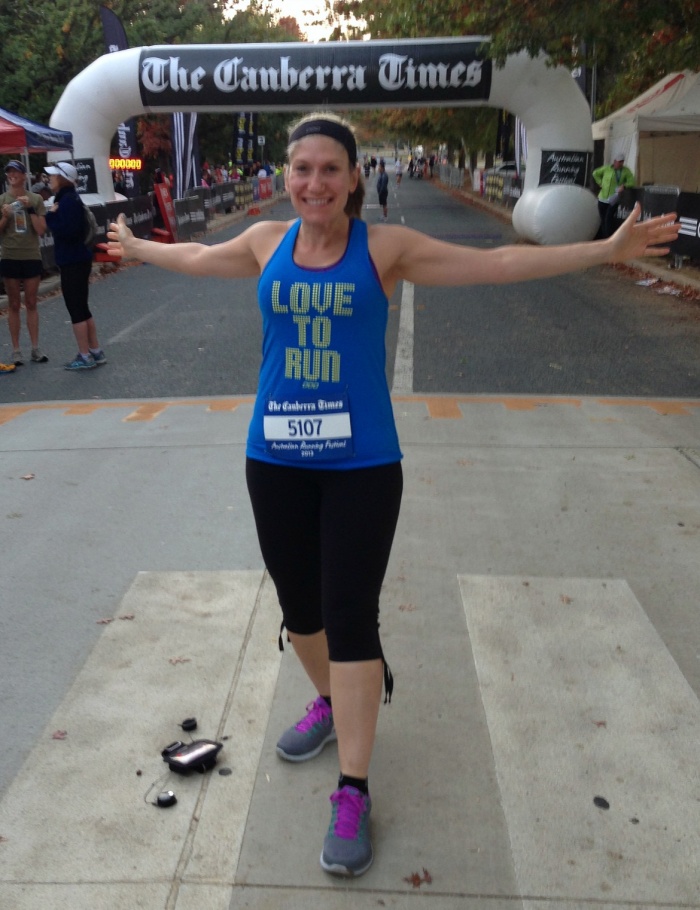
109, 158, 142, 170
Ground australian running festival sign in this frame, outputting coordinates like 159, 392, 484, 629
138, 39, 492, 109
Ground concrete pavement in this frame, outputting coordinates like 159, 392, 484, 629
2, 179, 700, 908
1, 392, 700, 909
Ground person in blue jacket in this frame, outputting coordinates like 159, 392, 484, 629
44, 163, 106, 370
106, 112, 679, 879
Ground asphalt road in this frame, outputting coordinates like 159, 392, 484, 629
1, 176, 699, 404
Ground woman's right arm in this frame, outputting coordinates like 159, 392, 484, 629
107, 213, 284, 279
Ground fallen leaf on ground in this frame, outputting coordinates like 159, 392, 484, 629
403, 868, 432, 888
21, 474, 35, 481
96, 617, 114, 624
51, 730, 68, 740
169, 656, 191, 665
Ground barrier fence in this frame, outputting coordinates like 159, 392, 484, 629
437, 167, 700, 264
38, 176, 284, 272
613, 187, 700, 263
437, 164, 467, 189
36, 174, 697, 270
39, 194, 154, 272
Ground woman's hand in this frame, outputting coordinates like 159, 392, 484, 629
608, 203, 680, 262
106, 213, 136, 259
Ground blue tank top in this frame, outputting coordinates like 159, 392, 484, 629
246, 218, 402, 469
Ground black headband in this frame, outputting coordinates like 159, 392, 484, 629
289, 119, 357, 166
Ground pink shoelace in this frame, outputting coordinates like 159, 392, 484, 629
329, 787, 367, 839
295, 696, 331, 732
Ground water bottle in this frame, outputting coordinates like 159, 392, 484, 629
11, 200, 27, 234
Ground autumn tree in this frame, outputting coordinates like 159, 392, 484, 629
332, 0, 498, 163
335, 0, 700, 151
463, 0, 700, 114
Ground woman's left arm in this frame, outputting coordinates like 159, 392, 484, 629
381, 204, 680, 288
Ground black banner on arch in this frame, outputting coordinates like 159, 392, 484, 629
138, 40, 492, 110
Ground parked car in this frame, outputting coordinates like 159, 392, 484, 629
483, 161, 521, 177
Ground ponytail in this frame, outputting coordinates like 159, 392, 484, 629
345, 170, 365, 219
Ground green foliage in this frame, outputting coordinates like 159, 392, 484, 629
0, 0, 231, 121
0, 0, 104, 122
0, 0, 301, 174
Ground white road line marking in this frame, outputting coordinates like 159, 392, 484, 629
0, 571, 281, 893
106, 302, 169, 345
392, 280, 414, 394
460, 574, 700, 904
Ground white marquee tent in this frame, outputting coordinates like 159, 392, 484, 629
592, 71, 700, 191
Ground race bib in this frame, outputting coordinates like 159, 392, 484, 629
263, 393, 353, 462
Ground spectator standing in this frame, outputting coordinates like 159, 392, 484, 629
0, 160, 49, 364
593, 155, 635, 238
44, 162, 106, 371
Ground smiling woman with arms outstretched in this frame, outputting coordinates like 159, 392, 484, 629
108, 111, 679, 879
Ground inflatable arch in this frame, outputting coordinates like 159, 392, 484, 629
50, 38, 599, 244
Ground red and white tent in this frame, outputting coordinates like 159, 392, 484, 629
0, 106, 73, 175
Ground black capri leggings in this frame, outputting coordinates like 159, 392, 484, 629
246, 458, 403, 663
59, 259, 93, 324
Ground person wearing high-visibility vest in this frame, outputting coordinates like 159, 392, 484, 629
593, 155, 635, 237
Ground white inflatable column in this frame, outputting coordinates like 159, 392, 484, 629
50, 48, 144, 205
490, 51, 599, 243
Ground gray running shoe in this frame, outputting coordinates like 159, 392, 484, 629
320, 785, 373, 877
276, 696, 336, 762
31, 348, 48, 363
